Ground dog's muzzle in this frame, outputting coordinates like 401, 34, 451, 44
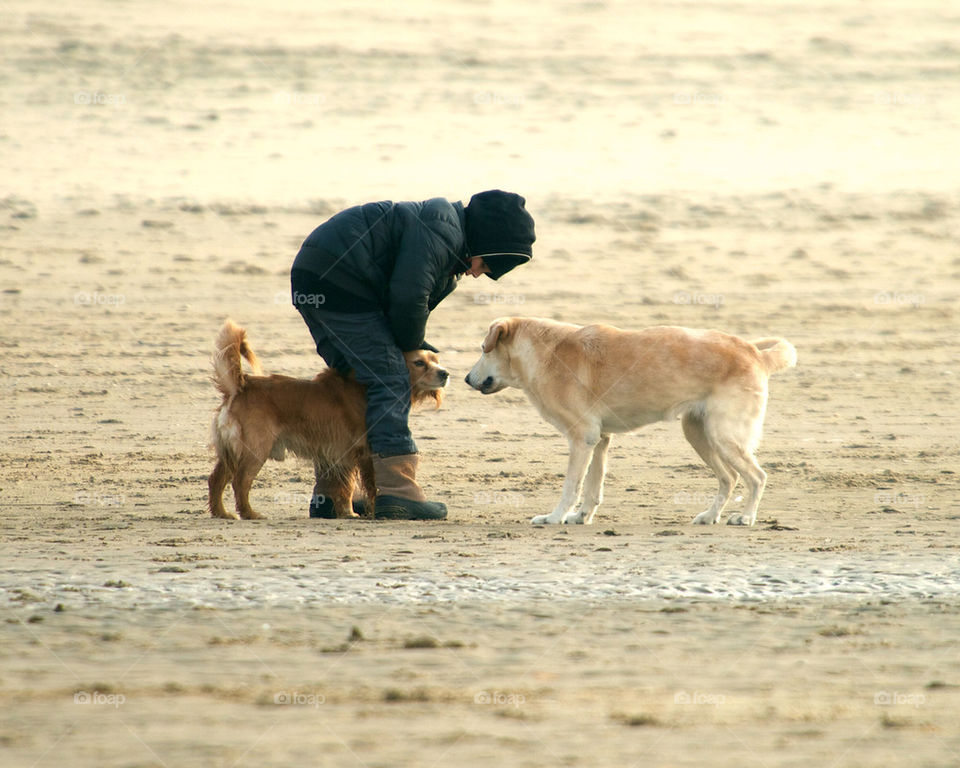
465, 373, 496, 394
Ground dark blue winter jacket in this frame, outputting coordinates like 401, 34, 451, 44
291, 198, 468, 351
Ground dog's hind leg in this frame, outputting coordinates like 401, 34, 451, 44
682, 411, 739, 525
232, 453, 267, 520
531, 433, 597, 525
569, 434, 611, 525
707, 433, 765, 526
718, 444, 765, 526
208, 459, 238, 520
707, 391, 768, 526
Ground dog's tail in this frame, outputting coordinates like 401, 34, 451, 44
212, 319, 262, 397
751, 337, 797, 375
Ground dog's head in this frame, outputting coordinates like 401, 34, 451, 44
404, 349, 448, 409
465, 317, 519, 395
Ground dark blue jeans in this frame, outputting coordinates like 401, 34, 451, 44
295, 303, 416, 457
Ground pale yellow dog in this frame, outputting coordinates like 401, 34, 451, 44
465, 317, 796, 526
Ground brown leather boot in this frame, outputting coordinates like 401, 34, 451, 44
372, 454, 448, 520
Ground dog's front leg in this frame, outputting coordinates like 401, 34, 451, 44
571, 434, 611, 525
531, 435, 595, 525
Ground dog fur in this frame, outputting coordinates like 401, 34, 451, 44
465, 317, 796, 526
208, 319, 447, 520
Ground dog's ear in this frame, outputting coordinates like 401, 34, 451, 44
482, 318, 513, 354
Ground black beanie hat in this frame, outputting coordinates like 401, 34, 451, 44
465, 190, 536, 280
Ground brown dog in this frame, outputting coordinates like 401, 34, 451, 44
208, 320, 447, 520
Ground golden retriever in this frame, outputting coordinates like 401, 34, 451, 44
208, 320, 447, 520
465, 317, 796, 526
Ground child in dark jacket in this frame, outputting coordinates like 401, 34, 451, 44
291, 189, 536, 520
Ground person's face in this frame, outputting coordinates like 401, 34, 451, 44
467, 256, 491, 278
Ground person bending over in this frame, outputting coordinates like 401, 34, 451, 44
290, 189, 536, 520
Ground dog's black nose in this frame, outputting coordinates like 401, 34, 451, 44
464, 374, 472, 386
438, 369, 449, 383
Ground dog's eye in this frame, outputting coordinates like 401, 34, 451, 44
414, 360, 426, 367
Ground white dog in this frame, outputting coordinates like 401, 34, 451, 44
465, 317, 796, 526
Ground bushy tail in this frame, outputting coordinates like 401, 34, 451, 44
751, 337, 797, 375
212, 319, 262, 397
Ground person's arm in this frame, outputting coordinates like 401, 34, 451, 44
387, 201, 460, 351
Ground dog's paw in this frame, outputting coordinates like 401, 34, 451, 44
562, 511, 586, 525
726, 514, 755, 526
530, 514, 554, 525
692, 510, 719, 525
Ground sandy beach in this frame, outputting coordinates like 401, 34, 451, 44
2, 0, 960, 765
